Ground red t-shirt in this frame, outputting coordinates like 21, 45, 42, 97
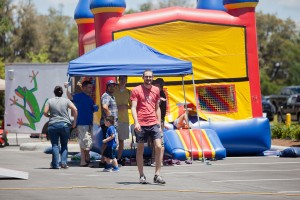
130, 84, 160, 126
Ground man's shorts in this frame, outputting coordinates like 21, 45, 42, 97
135, 124, 161, 143
117, 122, 129, 141
103, 146, 117, 159
77, 125, 93, 150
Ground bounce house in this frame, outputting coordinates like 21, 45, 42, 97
69, 0, 271, 160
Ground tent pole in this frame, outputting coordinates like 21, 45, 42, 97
191, 74, 210, 165
181, 76, 193, 163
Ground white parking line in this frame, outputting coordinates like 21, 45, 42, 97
165, 169, 300, 174
278, 191, 300, 194
211, 161, 300, 166
212, 178, 300, 183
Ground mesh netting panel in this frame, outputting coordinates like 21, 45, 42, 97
197, 85, 236, 113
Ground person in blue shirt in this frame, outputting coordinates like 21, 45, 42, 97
102, 116, 119, 172
65, 80, 98, 167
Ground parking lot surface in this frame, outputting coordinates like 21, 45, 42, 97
1, 144, 300, 200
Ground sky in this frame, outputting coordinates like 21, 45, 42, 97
13, 0, 300, 22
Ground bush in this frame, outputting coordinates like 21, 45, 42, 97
271, 123, 283, 139
271, 123, 300, 141
289, 124, 300, 141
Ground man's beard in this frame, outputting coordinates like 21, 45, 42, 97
144, 80, 152, 85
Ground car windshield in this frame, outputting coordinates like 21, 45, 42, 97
291, 87, 300, 94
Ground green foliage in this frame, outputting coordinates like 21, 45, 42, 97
289, 124, 300, 141
26, 46, 50, 63
0, 57, 4, 79
256, 12, 300, 95
271, 123, 300, 141
0, 58, 4, 119
125, 0, 195, 13
0, 0, 15, 61
260, 68, 281, 94
157, 0, 195, 8
271, 123, 283, 139
0, 1, 78, 63
11, 1, 39, 62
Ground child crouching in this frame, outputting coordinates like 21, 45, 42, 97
102, 116, 119, 172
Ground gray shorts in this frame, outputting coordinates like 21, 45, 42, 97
135, 124, 161, 143
77, 125, 93, 150
117, 122, 129, 141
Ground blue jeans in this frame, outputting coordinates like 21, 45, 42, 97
48, 122, 70, 168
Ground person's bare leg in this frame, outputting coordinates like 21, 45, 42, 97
112, 158, 118, 167
101, 144, 106, 163
151, 143, 155, 164
80, 148, 87, 166
105, 157, 112, 166
153, 139, 162, 175
176, 113, 188, 128
136, 143, 145, 176
85, 150, 90, 163
161, 146, 165, 163
183, 113, 188, 124
177, 113, 186, 124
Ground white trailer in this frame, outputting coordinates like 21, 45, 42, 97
5, 63, 69, 135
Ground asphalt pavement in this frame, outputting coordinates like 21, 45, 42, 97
0, 134, 300, 199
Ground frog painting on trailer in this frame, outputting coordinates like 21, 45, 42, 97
9, 71, 48, 130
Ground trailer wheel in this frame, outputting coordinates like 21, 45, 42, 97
42, 122, 49, 140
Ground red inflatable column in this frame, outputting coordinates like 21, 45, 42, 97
90, 0, 126, 95
224, 0, 262, 118
74, 0, 95, 56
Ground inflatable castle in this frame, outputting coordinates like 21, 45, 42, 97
71, 0, 271, 160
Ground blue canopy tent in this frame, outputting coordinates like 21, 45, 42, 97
68, 36, 192, 77
68, 36, 208, 163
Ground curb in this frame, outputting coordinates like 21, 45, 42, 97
20, 142, 80, 153
270, 145, 288, 151
19, 143, 289, 154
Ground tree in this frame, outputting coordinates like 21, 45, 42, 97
26, 46, 50, 63
156, 0, 195, 9
127, 0, 196, 13
256, 12, 300, 94
41, 8, 77, 62
11, 0, 39, 62
0, 0, 15, 62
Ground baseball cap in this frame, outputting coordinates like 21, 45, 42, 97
106, 80, 118, 86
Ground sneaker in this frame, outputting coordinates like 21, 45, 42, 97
153, 175, 166, 184
61, 164, 69, 169
50, 166, 60, 169
103, 168, 112, 172
151, 162, 164, 167
112, 167, 119, 172
139, 175, 147, 184
118, 159, 126, 166
50, 162, 60, 169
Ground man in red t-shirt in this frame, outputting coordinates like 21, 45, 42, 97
131, 70, 166, 184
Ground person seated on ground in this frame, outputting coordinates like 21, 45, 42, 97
173, 109, 194, 129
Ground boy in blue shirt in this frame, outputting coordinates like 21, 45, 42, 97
102, 116, 119, 172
